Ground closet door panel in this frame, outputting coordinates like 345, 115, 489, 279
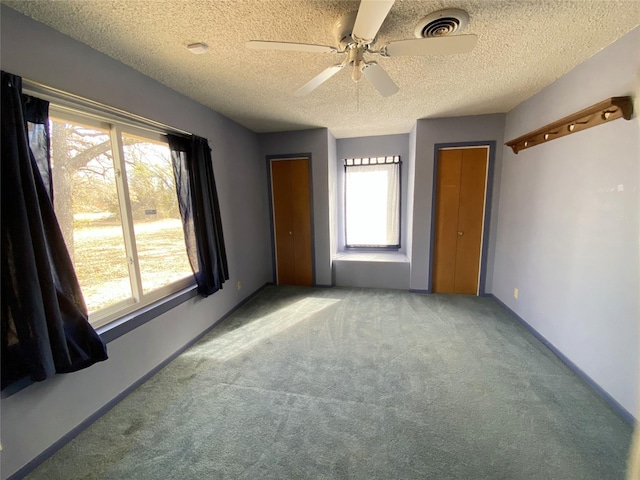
432, 147, 488, 294
433, 150, 462, 293
454, 148, 488, 294
271, 158, 313, 286
290, 159, 313, 286
271, 160, 296, 285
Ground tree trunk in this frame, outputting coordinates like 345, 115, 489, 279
51, 122, 76, 260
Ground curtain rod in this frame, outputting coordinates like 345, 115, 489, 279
22, 78, 191, 137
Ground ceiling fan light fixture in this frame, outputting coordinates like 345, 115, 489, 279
186, 42, 209, 54
351, 60, 364, 82
414, 8, 469, 38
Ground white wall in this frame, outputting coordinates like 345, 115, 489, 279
411, 114, 506, 291
257, 129, 332, 286
492, 27, 640, 418
0, 7, 272, 479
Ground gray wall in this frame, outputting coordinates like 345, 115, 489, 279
336, 134, 411, 254
406, 125, 417, 263
328, 131, 338, 267
411, 114, 506, 291
1, 7, 271, 479
333, 254, 410, 289
257, 129, 332, 286
492, 27, 639, 418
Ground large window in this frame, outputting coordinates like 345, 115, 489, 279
344, 156, 401, 248
44, 108, 193, 327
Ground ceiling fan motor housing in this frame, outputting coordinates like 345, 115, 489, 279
414, 8, 469, 38
333, 11, 358, 49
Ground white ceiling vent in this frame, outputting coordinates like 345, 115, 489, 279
414, 9, 470, 38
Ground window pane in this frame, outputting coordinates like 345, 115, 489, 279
122, 134, 192, 294
345, 163, 400, 247
49, 117, 132, 313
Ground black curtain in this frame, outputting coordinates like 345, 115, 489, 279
1, 71, 107, 389
168, 134, 229, 296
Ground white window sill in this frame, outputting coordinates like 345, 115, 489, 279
333, 251, 409, 263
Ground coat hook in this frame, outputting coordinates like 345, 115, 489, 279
505, 97, 633, 154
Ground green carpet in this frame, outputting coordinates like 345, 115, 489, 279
27, 286, 633, 479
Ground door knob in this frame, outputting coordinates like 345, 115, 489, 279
457, 231, 464, 236
289, 231, 293, 236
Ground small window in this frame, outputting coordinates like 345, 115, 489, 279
46, 110, 193, 327
344, 156, 401, 248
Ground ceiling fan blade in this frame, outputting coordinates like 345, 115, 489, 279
352, 0, 395, 43
246, 41, 336, 53
384, 35, 477, 57
362, 62, 399, 97
295, 64, 345, 96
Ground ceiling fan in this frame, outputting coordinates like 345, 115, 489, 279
246, 0, 477, 97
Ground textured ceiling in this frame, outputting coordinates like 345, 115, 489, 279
3, 0, 639, 138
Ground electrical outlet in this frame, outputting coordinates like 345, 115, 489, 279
237, 281, 242, 290
513, 288, 519, 300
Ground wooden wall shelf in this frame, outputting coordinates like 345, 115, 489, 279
505, 96, 633, 154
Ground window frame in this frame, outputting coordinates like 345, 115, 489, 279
343, 156, 402, 250
47, 106, 195, 329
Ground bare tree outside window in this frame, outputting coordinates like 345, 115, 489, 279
122, 135, 191, 294
50, 118, 130, 311
48, 115, 193, 321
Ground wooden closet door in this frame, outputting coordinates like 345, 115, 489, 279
271, 158, 313, 286
432, 150, 462, 293
432, 148, 488, 294
454, 148, 488, 293
272, 161, 296, 285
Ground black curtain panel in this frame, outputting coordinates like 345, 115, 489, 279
1, 71, 107, 389
23, 93, 53, 200
168, 134, 229, 296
